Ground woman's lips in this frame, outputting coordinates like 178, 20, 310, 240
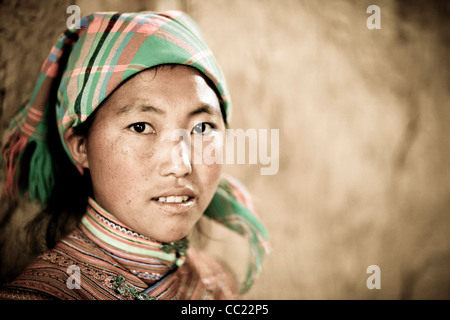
151, 188, 196, 214
151, 197, 195, 215
154, 195, 191, 203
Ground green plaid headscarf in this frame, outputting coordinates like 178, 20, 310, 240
1, 11, 268, 294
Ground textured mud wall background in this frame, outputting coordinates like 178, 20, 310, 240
1, 0, 449, 299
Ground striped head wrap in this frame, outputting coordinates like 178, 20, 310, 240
1, 10, 269, 294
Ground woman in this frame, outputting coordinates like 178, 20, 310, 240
0, 10, 269, 300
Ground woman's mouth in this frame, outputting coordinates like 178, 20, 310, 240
151, 188, 196, 214
154, 195, 192, 203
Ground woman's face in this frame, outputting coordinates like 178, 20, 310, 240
80, 65, 225, 243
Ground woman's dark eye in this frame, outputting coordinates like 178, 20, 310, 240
129, 122, 153, 134
192, 122, 214, 135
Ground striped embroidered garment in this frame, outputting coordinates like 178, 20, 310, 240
0, 193, 240, 300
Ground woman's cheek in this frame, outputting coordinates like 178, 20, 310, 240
203, 131, 224, 176
196, 134, 224, 207
196, 131, 224, 166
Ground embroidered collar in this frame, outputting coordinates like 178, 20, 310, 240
80, 197, 189, 284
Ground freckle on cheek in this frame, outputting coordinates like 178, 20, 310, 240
143, 150, 154, 159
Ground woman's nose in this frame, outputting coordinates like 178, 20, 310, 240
159, 129, 192, 178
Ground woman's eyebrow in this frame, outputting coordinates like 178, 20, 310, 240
116, 104, 165, 115
189, 104, 220, 117
116, 103, 219, 117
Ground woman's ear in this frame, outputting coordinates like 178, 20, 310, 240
63, 127, 89, 174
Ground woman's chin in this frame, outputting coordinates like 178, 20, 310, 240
143, 228, 191, 244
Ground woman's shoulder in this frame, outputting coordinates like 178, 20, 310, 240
181, 247, 239, 300
0, 228, 117, 300
0, 233, 81, 299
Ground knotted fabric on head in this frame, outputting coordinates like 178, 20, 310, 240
1, 11, 269, 294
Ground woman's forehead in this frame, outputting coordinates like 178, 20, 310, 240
98, 65, 222, 118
